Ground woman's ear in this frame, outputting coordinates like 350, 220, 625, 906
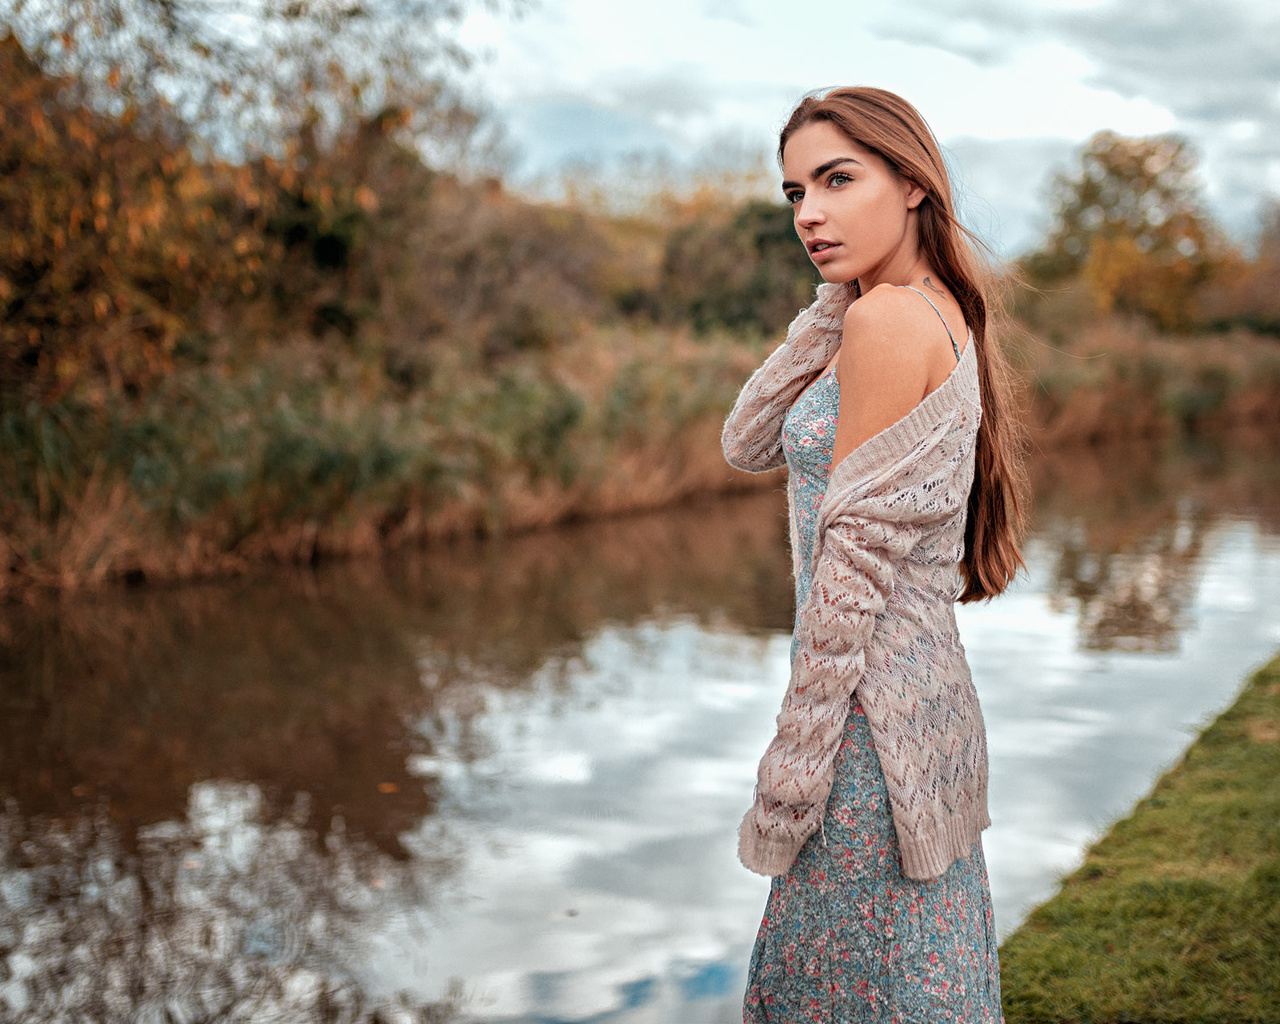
905, 181, 927, 209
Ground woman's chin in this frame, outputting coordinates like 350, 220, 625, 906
816, 266, 857, 286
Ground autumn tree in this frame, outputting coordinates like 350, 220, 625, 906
0, 34, 270, 401
1258, 200, 1280, 265
1, 0, 484, 157
0, 0, 497, 401
1024, 131, 1226, 330
1197, 197, 1280, 336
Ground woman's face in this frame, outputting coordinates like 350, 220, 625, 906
780, 121, 925, 288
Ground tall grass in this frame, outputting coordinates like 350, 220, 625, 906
1011, 281, 1280, 446
0, 324, 768, 596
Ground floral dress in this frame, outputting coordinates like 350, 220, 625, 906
743, 366, 1004, 1023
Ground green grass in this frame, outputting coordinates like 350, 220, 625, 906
999, 653, 1280, 1022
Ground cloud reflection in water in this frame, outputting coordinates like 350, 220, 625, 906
2, 443, 1280, 1021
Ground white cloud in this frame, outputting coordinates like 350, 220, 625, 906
700, 0, 756, 29
945, 136, 1081, 255
454, 0, 1278, 249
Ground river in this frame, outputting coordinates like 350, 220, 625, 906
1, 440, 1279, 1022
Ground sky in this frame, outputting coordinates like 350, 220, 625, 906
454, 0, 1280, 257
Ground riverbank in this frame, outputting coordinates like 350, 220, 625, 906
1018, 316, 1280, 446
0, 324, 773, 600
4, 320, 1280, 601
998, 651, 1280, 1023
7, 27, 1280, 602
6, 453, 1279, 1022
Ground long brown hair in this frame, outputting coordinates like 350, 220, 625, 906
780, 86, 1027, 601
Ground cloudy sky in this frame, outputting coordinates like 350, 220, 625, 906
455, 0, 1280, 256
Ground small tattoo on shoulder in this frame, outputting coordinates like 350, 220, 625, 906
923, 276, 945, 297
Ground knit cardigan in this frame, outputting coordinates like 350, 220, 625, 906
722, 281, 991, 882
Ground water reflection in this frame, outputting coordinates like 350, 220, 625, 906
1045, 508, 1205, 653
0, 583, 440, 859
0, 492, 794, 1021
1032, 442, 1280, 652
1, 442, 1279, 1021
0, 786, 459, 1021
386, 617, 787, 1022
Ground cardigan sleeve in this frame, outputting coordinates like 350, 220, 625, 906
735, 402, 970, 877
721, 282, 855, 473
735, 339, 982, 879
737, 499, 922, 876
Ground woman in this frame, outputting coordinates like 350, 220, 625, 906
722, 87, 1026, 1021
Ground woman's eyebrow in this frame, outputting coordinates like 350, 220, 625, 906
780, 156, 863, 192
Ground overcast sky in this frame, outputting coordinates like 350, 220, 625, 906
455, 0, 1280, 256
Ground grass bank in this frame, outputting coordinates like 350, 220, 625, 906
0, 324, 772, 598
999, 652, 1280, 1023
6, 316, 1280, 600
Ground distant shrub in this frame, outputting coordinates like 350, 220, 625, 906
656, 199, 819, 335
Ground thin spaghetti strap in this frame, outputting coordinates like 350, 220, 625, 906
902, 285, 960, 361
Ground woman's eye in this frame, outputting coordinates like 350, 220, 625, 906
829, 172, 851, 187
785, 190, 803, 205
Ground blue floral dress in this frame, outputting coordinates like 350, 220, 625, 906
743, 366, 1004, 1023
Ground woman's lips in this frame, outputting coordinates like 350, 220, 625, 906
807, 240, 840, 262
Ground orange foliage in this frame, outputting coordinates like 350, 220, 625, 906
1084, 228, 1214, 331
1197, 201, 1280, 336
1024, 132, 1228, 331
0, 33, 265, 402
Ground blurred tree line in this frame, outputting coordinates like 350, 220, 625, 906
1020, 129, 1280, 334
0, 0, 818, 409
0, 0, 1278, 593
0, 1, 816, 591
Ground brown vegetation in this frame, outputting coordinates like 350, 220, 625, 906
2, 27, 1279, 600
1013, 299, 1280, 447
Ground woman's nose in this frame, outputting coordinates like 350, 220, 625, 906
794, 195, 824, 227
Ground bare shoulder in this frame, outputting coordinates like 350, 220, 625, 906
839, 284, 940, 366
828, 285, 965, 455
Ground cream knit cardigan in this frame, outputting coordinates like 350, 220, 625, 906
722, 281, 991, 882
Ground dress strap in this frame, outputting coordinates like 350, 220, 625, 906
902, 286, 960, 361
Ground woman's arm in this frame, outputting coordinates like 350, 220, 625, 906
721, 282, 856, 472
737, 288, 970, 877
738, 499, 915, 875
737, 408, 971, 877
